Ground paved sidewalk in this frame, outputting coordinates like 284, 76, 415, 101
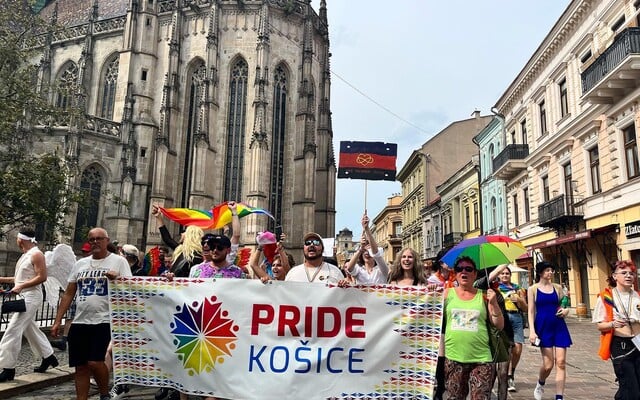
0, 318, 620, 399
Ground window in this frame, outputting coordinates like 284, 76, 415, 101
559, 78, 568, 118
524, 187, 530, 222
542, 176, 550, 202
473, 202, 479, 230
224, 58, 249, 202
513, 194, 519, 227
580, 50, 592, 64
56, 63, 78, 110
590, 147, 601, 193
521, 119, 527, 145
100, 57, 119, 119
393, 222, 402, 235
488, 144, 495, 173
564, 163, 573, 206
465, 205, 470, 232
269, 65, 288, 230
625, 125, 640, 179
490, 197, 497, 228
510, 130, 516, 144
539, 99, 547, 135
74, 165, 102, 244
181, 63, 206, 207
612, 15, 626, 32
141, 69, 147, 81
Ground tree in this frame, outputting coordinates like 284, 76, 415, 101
0, 0, 82, 242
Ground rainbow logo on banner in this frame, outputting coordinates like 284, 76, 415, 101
170, 296, 239, 374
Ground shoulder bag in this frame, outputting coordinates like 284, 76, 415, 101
485, 294, 510, 363
1, 292, 26, 314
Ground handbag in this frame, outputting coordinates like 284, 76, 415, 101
1, 293, 26, 313
484, 295, 510, 363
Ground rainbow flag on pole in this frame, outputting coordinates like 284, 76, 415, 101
159, 202, 274, 229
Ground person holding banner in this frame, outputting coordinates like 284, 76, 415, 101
443, 256, 503, 400
345, 213, 389, 284
285, 233, 344, 283
388, 247, 427, 287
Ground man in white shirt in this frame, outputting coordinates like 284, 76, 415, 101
285, 232, 344, 283
52, 227, 132, 400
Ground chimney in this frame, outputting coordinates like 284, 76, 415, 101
471, 109, 481, 119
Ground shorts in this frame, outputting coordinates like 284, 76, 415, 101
507, 312, 525, 344
68, 323, 111, 367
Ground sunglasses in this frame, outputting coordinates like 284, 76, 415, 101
304, 239, 321, 246
454, 265, 476, 273
616, 271, 636, 277
201, 242, 228, 251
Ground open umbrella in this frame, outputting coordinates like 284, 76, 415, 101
441, 235, 527, 270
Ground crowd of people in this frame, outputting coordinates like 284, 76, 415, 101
1, 206, 640, 400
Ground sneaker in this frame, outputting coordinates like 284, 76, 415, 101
534, 382, 544, 400
507, 377, 516, 392
109, 384, 130, 399
90, 377, 98, 387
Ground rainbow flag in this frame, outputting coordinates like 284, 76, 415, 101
209, 202, 274, 229
159, 202, 274, 229
142, 246, 163, 276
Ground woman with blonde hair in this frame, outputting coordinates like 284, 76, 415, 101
152, 205, 203, 278
388, 247, 427, 286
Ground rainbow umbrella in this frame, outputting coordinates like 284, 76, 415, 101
441, 235, 526, 270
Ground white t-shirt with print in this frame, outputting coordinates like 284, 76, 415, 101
285, 262, 344, 283
68, 253, 132, 325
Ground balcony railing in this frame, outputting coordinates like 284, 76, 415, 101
538, 194, 584, 228
492, 144, 529, 172
443, 232, 463, 248
581, 27, 640, 94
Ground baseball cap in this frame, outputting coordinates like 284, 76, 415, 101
121, 244, 140, 258
303, 232, 323, 243
81, 242, 91, 253
206, 235, 231, 248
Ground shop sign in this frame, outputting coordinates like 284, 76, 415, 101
625, 220, 640, 238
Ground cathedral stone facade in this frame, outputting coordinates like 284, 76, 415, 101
31, 0, 336, 254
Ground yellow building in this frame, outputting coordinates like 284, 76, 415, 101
371, 194, 403, 266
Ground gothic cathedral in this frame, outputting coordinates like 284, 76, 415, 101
34, 0, 336, 252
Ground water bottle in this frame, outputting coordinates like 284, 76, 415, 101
560, 295, 570, 308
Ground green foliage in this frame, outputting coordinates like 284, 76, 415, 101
0, 1, 83, 241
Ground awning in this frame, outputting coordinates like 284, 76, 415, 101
528, 229, 591, 250
592, 224, 619, 234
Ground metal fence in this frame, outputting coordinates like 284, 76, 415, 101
0, 285, 74, 333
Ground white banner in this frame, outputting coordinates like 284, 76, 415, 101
110, 278, 443, 400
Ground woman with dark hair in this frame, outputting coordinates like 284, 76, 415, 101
388, 247, 427, 286
592, 260, 640, 400
527, 260, 572, 400
443, 256, 504, 400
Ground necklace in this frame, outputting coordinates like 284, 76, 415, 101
305, 263, 324, 282
90, 257, 106, 268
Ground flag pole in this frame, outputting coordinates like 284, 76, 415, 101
364, 180, 368, 212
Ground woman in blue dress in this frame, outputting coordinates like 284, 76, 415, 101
527, 261, 572, 400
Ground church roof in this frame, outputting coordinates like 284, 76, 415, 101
39, 0, 128, 27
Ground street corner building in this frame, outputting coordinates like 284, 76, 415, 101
25, 0, 336, 252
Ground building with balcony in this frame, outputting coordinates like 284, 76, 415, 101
371, 194, 403, 266
397, 112, 491, 259
421, 196, 443, 261
3, 1, 336, 262
335, 227, 357, 264
492, 0, 640, 312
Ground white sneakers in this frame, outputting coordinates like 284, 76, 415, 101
534, 382, 544, 400
507, 377, 516, 392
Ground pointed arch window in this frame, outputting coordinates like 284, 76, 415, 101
224, 59, 248, 202
74, 165, 103, 243
100, 56, 119, 119
56, 63, 78, 110
180, 63, 206, 207
269, 65, 287, 227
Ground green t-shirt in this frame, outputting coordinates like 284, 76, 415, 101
444, 289, 492, 363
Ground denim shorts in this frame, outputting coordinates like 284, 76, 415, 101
507, 312, 525, 344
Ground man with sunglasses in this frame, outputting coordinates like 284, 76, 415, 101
189, 234, 246, 279
285, 233, 344, 283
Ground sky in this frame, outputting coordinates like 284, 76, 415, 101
311, 0, 571, 239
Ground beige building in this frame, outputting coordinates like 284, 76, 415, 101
397, 112, 491, 259
371, 194, 403, 266
9, 0, 336, 260
437, 159, 481, 248
494, 0, 640, 312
